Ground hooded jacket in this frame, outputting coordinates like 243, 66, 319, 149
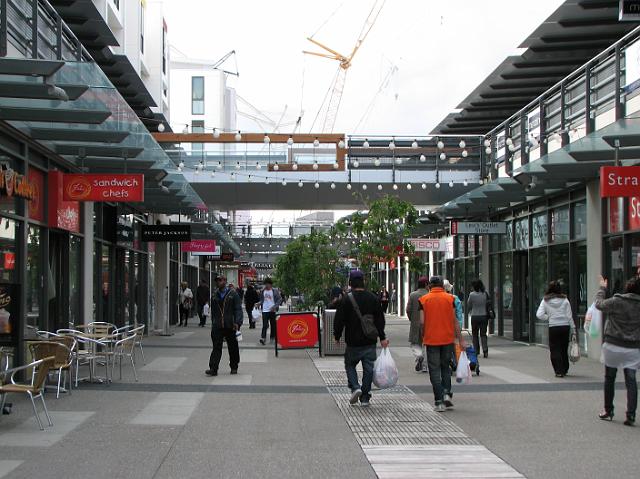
594, 287, 640, 348
210, 288, 243, 330
406, 288, 428, 344
536, 294, 575, 330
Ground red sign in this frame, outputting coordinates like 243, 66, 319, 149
181, 240, 216, 253
3, 252, 15, 270
276, 313, 319, 349
601, 166, 640, 197
629, 197, 640, 231
63, 174, 144, 202
27, 168, 45, 222
48, 171, 80, 233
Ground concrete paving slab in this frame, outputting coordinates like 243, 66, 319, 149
0, 461, 23, 478
480, 366, 548, 384
131, 392, 204, 425
0, 411, 94, 447
209, 374, 253, 385
141, 357, 187, 371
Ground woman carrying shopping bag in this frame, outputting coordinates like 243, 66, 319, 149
593, 275, 640, 426
536, 281, 576, 378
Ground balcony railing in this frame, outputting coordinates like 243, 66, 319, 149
485, 24, 640, 178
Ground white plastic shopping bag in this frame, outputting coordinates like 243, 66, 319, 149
251, 307, 262, 321
569, 334, 580, 363
373, 347, 399, 389
587, 303, 603, 339
235, 331, 243, 342
456, 351, 472, 385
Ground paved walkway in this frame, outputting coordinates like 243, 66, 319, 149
0, 317, 637, 478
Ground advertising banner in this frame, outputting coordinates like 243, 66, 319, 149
275, 312, 320, 355
408, 238, 447, 252
600, 166, 640, 197
624, 37, 640, 92
48, 171, 80, 233
141, 224, 191, 242
451, 221, 507, 235
181, 240, 217, 253
63, 174, 144, 202
0, 283, 18, 344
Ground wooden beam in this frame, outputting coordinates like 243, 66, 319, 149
152, 132, 346, 144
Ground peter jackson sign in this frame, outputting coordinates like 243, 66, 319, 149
0, 169, 37, 200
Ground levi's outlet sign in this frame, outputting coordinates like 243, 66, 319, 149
600, 166, 640, 197
63, 174, 144, 202
451, 221, 507, 235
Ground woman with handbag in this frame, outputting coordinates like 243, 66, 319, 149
536, 281, 576, 377
467, 279, 490, 358
593, 275, 640, 426
178, 281, 194, 327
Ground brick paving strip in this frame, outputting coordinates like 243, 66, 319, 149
312, 356, 525, 479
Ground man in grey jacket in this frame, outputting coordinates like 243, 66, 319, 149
206, 275, 243, 376
406, 277, 429, 372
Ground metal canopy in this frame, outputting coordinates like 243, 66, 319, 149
29, 127, 129, 143
0, 105, 111, 124
55, 144, 144, 158
0, 82, 88, 100
0, 58, 65, 76
48, 0, 119, 48
432, 0, 636, 134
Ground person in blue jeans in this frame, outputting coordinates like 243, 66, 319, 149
334, 270, 388, 407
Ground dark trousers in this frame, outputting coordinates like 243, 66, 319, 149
381, 301, 389, 313
548, 326, 570, 375
209, 328, 240, 372
179, 305, 189, 326
246, 305, 256, 327
198, 306, 206, 326
426, 344, 453, 404
471, 315, 488, 355
604, 366, 637, 417
344, 345, 377, 401
261, 312, 276, 340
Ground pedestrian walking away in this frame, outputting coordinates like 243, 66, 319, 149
196, 279, 210, 327
419, 276, 465, 412
244, 282, 260, 329
334, 270, 388, 407
467, 279, 490, 358
177, 281, 193, 327
206, 275, 243, 377
406, 276, 429, 373
259, 278, 282, 345
592, 275, 640, 426
536, 281, 576, 378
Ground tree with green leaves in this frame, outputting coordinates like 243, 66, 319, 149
274, 232, 343, 309
334, 195, 423, 274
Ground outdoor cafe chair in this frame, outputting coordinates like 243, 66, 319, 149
130, 324, 146, 365
87, 322, 116, 338
110, 334, 138, 381
35, 331, 61, 339
0, 357, 55, 430
28, 340, 75, 398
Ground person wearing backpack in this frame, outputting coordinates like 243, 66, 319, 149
334, 270, 389, 407
419, 276, 465, 412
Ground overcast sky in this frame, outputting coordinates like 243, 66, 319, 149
165, 0, 565, 138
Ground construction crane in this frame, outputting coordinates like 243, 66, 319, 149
304, 0, 386, 133
354, 61, 398, 133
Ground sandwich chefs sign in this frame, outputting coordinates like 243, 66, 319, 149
600, 166, 640, 197
63, 174, 144, 202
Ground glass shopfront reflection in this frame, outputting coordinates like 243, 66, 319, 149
26, 226, 43, 330
531, 248, 548, 345
501, 253, 513, 339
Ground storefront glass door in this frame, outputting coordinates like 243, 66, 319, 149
501, 253, 514, 339
531, 248, 548, 344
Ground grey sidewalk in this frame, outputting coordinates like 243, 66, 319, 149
0, 319, 637, 479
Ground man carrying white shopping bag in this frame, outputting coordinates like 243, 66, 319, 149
419, 276, 465, 412
334, 270, 388, 407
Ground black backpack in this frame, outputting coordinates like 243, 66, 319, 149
347, 293, 379, 341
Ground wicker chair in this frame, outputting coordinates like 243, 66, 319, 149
0, 357, 55, 430
28, 341, 74, 398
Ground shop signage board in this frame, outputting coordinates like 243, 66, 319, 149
0, 169, 37, 201
182, 240, 217, 253
450, 221, 507, 235
630, 197, 640, 230
600, 166, 640, 197
62, 174, 144, 202
48, 171, 80, 233
620, 0, 640, 21
275, 312, 321, 357
27, 168, 45, 222
141, 224, 191, 242
408, 238, 447, 252
220, 252, 234, 262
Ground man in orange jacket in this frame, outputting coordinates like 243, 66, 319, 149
419, 276, 464, 412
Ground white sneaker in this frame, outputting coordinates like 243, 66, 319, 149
349, 389, 362, 405
444, 394, 454, 409
434, 403, 446, 413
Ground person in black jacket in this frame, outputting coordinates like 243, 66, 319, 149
206, 275, 243, 377
334, 270, 389, 407
244, 283, 260, 329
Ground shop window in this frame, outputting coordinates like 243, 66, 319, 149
607, 236, 624, 294
515, 218, 529, 250
531, 212, 548, 247
468, 235, 476, 256
457, 236, 465, 257
551, 206, 570, 242
501, 221, 513, 251
531, 248, 548, 345
0, 217, 17, 283
26, 226, 43, 330
192, 76, 205, 115
69, 236, 81, 325
501, 253, 513, 339
572, 201, 587, 239
576, 243, 588, 318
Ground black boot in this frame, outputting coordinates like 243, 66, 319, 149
624, 413, 635, 426
599, 408, 614, 421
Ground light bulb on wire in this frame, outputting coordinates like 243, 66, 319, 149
411, 139, 418, 148
263, 134, 270, 144
287, 136, 293, 146
213, 128, 220, 139
420, 154, 426, 162
363, 139, 370, 148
